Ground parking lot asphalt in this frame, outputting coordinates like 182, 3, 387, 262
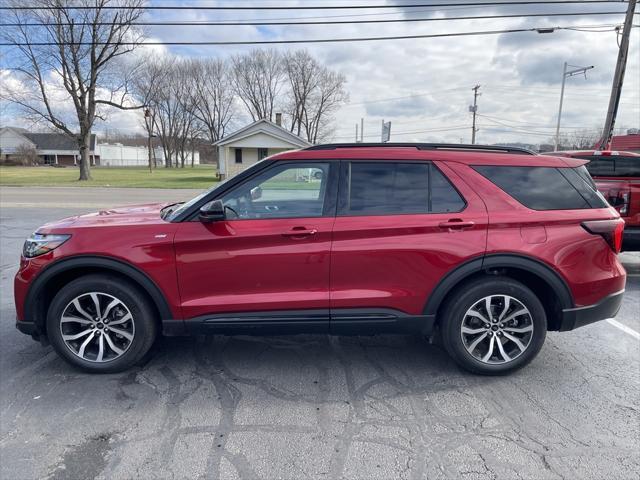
1, 186, 639, 480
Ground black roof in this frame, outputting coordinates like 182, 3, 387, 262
22, 132, 96, 152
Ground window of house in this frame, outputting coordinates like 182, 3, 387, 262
235, 148, 242, 164
258, 148, 269, 160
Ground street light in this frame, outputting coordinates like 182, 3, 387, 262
554, 62, 594, 151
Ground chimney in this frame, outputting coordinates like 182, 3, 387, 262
275, 112, 282, 126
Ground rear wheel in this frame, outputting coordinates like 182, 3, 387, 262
46, 274, 157, 373
440, 277, 547, 375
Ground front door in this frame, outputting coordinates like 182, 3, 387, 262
174, 161, 337, 333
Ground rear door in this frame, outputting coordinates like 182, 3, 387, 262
329, 160, 488, 333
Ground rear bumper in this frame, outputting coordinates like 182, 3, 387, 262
559, 289, 624, 331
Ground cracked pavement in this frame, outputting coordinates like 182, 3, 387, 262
1, 186, 639, 480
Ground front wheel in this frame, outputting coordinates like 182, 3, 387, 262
440, 277, 547, 375
46, 274, 157, 373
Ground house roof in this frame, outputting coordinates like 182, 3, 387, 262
215, 119, 311, 148
595, 133, 640, 151
22, 132, 96, 151
0, 126, 96, 152
609, 133, 640, 151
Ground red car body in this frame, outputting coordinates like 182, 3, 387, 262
15, 145, 626, 345
548, 150, 640, 250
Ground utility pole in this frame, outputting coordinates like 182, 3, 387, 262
554, 62, 594, 151
355, 123, 359, 142
360, 117, 364, 142
469, 85, 481, 144
601, 0, 637, 149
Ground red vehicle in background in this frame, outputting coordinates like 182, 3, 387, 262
546, 150, 640, 250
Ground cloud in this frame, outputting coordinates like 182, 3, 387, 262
3, 0, 639, 145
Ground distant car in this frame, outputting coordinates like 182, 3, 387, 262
546, 150, 640, 250
15, 143, 626, 375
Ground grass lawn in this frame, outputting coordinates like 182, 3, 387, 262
0, 165, 220, 189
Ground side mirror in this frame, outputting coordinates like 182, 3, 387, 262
199, 200, 226, 223
250, 186, 263, 200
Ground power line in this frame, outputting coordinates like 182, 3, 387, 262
0, 1, 630, 10
345, 86, 473, 106
477, 114, 598, 129
332, 125, 470, 139
1, 24, 626, 46
2, 11, 631, 27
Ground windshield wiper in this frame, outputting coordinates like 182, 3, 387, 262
161, 202, 184, 220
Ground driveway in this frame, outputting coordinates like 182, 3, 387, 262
1, 186, 639, 480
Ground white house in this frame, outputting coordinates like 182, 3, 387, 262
0, 126, 97, 165
215, 117, 311, 178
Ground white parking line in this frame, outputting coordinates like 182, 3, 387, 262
606, 318, 640, 340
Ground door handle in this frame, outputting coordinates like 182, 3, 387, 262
282, 227, 318, 238
438, 219, 475, 230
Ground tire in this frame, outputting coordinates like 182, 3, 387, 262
46, 274, 157, 373
440, 276, 547, 375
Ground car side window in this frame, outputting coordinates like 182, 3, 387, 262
342, 162, 465, 215
219, 163, 330, 219
430, 165, 467, 213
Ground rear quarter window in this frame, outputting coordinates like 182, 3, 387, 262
473, 165, 608, 210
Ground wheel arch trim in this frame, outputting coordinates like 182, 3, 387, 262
423, 253, 575, 316
24, 255, 174, 329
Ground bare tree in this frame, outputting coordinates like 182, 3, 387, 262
188, 58, 235, 144
139, 57, 201, 168
282, 50, 348, 143
2, 0, 146, 180
284, 50, 319, 137
132, 53, 170, 170
231, 49, 284, 122
302, 68, 348, 144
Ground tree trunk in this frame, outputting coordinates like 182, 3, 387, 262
78, 132, 92, 181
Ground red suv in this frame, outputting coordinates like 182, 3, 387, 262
545, 150, 640, 251
14, 144, 626, 375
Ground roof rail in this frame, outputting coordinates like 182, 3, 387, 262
305, 143, 537, 155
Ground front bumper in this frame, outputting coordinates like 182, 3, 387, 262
559, 289, 624, 331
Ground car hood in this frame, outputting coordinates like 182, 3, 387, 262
38, 203, 170, 231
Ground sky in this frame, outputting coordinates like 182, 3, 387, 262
2, 0, 639, 146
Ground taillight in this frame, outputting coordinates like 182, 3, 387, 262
582, 219, 625, 253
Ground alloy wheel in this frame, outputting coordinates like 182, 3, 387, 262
59, 292, 135, 363
460, 294, 534, 364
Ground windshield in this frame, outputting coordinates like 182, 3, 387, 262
164, 177, 231, 221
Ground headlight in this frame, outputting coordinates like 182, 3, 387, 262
23, 233, 71, 258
